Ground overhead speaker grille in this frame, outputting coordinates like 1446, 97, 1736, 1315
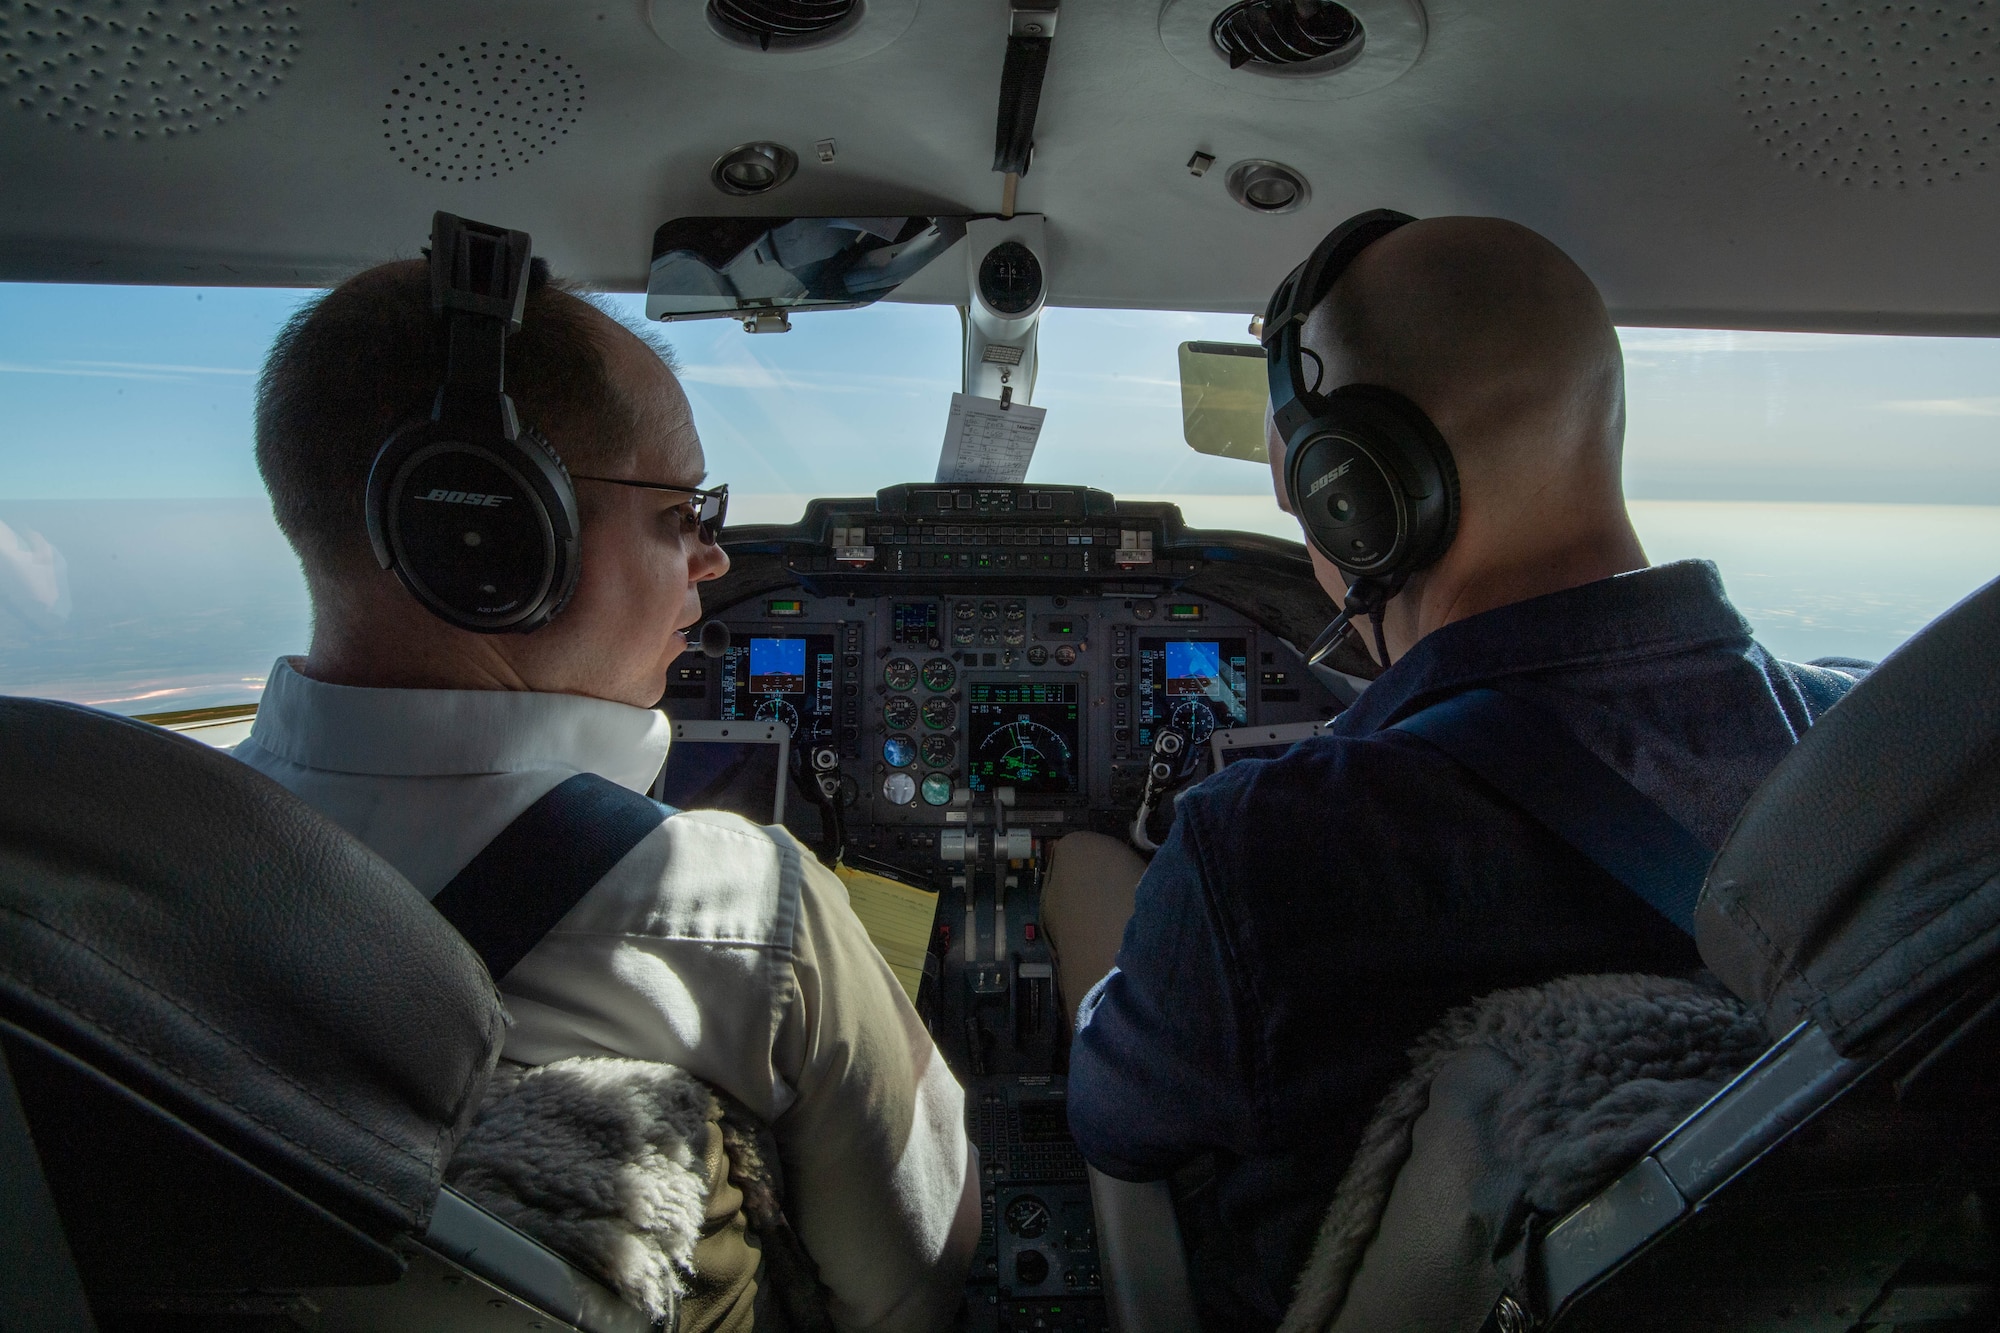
1210, 0, 1360, 70
0, 0, 300, 138
384, 41, 582, 184
708, 0, 857, 52
1741, 0, 2000, 187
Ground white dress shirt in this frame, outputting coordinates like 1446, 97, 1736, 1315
235, 659, 979, 1333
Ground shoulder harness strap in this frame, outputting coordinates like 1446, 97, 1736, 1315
1391, 688, 1712, 936
430, 772, 671, 980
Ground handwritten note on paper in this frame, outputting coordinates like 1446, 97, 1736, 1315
935, 392, 1047, 484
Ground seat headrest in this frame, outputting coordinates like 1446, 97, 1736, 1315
0, 697, 506, 1235
1697, 575, 2000, 1055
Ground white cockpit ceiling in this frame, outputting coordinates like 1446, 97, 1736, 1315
3, 0, 1998, 333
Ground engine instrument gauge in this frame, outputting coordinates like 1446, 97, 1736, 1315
1004, 1194, 1050, 1239
883, 656, 918, 691
921, 733, 955, 767
921, 697, 955, 730
882, 772, 917, 806
921, 657, 956, 692
882, 734, 916, 768
920, 772, 953, 806
884, 695, 918, 729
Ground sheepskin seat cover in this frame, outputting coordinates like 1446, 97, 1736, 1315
446, 1056, 716, 1321
1280, 972, 1770, 1333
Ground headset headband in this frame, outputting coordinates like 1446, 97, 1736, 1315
1260, 208, 1415, 442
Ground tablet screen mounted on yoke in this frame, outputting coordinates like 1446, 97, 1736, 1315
655, 720, 790, 825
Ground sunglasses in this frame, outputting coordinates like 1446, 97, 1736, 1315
572, 476, 729, 545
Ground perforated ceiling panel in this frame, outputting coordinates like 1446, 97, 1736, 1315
384, 40, 582, 183
1742, 0, 2000, 187
0, 0, 299, 137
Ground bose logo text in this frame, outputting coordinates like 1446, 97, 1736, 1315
1305, 458, 1355, 499
416, 489, 512, 507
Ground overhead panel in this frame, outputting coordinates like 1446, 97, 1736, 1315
0, 0, 1998, 332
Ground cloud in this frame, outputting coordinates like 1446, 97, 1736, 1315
1615, 330, 1905, 355
0, 361, 186, 382
1876, 397, 2000, 416
0, 519, 72, 632
677, 363, 952, 395
64, 360, 255, 376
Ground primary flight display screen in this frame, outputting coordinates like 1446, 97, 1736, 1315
1136, 638, 1249, 748
966, 679, 1082, 796
720, 634, 836, 744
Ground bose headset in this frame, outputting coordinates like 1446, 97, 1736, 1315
1261, 208, 1461, 669
365, 212, 582, 634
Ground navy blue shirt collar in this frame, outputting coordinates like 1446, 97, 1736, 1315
1337, 560, 1754, 734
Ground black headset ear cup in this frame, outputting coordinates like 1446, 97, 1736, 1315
1283, 385, 1460, 584
365, 416, 580, 633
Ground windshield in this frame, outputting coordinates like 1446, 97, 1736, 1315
4, 282, 1999, 715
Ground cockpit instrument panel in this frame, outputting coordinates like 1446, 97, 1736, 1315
966, 679, 1083, 795
1135, 637, 1248, 748
719, 633, 836, 745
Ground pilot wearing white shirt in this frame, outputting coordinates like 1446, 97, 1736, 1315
235, 253, 979, 1332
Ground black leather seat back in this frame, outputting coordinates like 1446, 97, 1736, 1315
0, 698, 507, 1257
1698, 574, 2000, 1055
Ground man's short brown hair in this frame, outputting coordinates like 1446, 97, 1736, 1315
255, 260, 663, 582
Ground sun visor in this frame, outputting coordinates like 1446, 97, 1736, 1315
645, 215, 969, 323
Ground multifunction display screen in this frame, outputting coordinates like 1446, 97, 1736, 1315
1136, 637, 1249, 748
720, 634, 836, 744
966, 679, 1082, 795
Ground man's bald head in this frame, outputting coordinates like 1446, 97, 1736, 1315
1281, 216, 1647, 658
1302, 216, 1626, 501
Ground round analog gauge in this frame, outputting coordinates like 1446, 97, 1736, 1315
1026, 645, 1049, 666
921, 697, 955, 730
883, 657, 918, 691
921, 657, 956, 692
883, 695, 918, 729
920, 772, 953, 806
1171, 699, 1218, 746
981, 601, 1000, 621
921, 733, 955, 767
1005, 601, 1026, 622
1003, 1194, 1050, 1239
1004, 627, 1025, 646
952, 622, 976, 646
882, 734, 916, 768
981, 626, 1001, 645
978, 720, 1073, 787
881, 772, 917, 806
1054, 645, 1078, 666
1132, 600, 1157, 620
954, 602, 976, 621
753, 697, 800, 735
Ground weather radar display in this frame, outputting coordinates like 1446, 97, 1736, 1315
966, 680, 1081, 795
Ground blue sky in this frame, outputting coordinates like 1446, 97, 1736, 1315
7, 282, 2000, 506
3, 280, 2000, 708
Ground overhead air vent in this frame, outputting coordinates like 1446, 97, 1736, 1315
0, 0, 301, 139
707, 0, 859, 52
710, 140, 797, 194
1741, 0, 2000, 188
1225, 158, 1311, 213
1211, 0, 1360, 70
383, 42, 582, 184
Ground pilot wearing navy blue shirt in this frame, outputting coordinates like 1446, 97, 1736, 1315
1040, 217, 1861, 1331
